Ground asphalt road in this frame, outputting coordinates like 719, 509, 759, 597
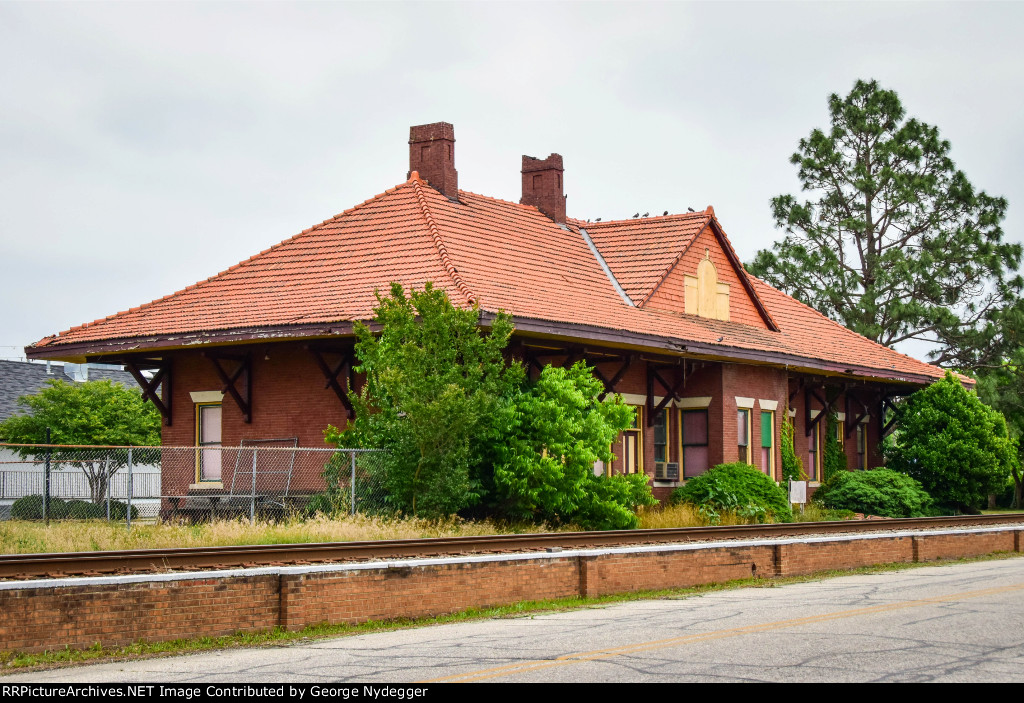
8, 557, 1024, 683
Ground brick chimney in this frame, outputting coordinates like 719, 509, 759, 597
521, 154, 565, 224
408, 122, 458, 201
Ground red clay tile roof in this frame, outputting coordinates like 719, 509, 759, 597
571, 212, 710, 304
28, 175, 950, 385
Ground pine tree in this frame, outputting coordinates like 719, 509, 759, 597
748, 79, 1022, 370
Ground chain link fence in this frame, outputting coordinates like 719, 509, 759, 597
0, 444, 388, 525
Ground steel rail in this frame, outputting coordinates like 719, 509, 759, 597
2, 513, 1022, 581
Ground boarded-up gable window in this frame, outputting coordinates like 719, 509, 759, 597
684, 249, 730, 320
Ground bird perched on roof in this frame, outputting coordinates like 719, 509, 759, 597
595, 218, 602, 222
717, 336, 725, 342
633, 213, 639, 218
687, 207, 695, 212
663, 211, 668, 216
643, 212, 649, 217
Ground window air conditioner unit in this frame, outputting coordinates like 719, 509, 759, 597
655, 462, 680, 481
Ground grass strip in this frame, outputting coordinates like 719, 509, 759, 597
3, 551, 1021, 673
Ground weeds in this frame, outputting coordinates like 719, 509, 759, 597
0, 514, 573, 555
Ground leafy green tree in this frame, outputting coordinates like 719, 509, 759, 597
0, 379, 161, 502
325, 282, 523, 518
492, 362, 653, 529
886, 372, 1015, 513
747, 79, 1022, 370
974, 323, 1024, 506
325, 283, 656, 527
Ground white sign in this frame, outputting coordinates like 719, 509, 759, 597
789, 480, 808, 504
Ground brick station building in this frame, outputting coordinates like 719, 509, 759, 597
25, 123, 951, 501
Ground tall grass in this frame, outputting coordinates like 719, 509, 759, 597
0, 514, 570, 555
637, 503, 751, 529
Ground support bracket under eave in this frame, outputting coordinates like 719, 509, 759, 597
880, 395, 901, 437
647, 363, 687, 427
594, 354, 635, 402
124, 357, 172, 426
307, 345, 355, 419
205, 351, 252, 423
805, 385, 840, 436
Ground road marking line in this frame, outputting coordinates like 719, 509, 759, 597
420, 581, 1024, 682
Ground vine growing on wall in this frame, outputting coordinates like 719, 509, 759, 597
823, 412, 847, 483
780, 412, 805, 483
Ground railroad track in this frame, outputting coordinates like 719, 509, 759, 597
2, 514, 1021, 581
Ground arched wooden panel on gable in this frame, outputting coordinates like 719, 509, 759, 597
646, 226, 768, 329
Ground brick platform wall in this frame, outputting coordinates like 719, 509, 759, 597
3, 528, 1020, 654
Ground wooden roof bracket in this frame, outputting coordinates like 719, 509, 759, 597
647, 364, 686, 426
124, 357, 172, 426
307, 345, 355, 419
805, 385, 839, 436
204, 351, 252, 423
845, 390, 871, 438
596, 354, 635, 402
880, 394, 901, 437
788, 377, 805, 404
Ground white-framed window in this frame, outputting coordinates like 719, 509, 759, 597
738, 408, 751, 464
196, 402, 222, 482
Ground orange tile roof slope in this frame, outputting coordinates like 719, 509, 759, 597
33, 180, 467, 346
29, 176, 948, 385
573, 213, 710, 304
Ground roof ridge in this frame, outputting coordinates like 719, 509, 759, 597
574, 212, 710, 227
412, 177, 478, 306
49, 179, 420, 341
456, 188, 548, 217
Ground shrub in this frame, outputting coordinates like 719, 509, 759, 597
66, 500, 106, 519
669, 462, 793, 523
814, 468, 933, 518
10, 495, 137, 521
886, 372, 1015, 513
10, 495, 68, 520
107, 500, 139, 521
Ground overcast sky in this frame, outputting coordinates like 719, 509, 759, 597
1, 1, 1022, 361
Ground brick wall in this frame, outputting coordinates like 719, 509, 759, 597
3, 528, 1020, 654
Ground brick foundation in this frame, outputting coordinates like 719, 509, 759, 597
2, 528, 1021, 654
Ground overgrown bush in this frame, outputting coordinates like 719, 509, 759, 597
327, 284, 653, 529
814, 468, 933, 518
887, 371, 1015, 513
669, 462, 793, 523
